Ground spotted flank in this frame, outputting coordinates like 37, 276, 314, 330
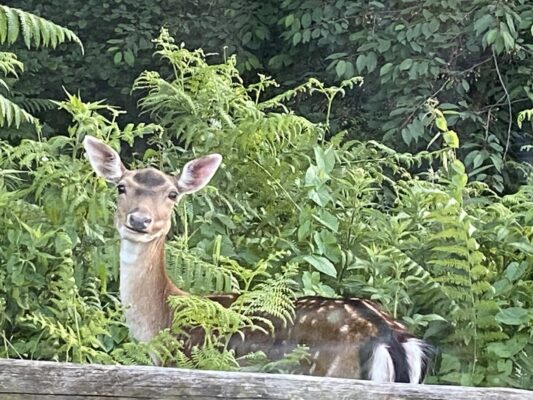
288, 296, 434, 383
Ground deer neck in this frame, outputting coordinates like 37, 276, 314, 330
119, 235, 186, 342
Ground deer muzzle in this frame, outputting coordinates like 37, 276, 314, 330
127, 211, 153, 232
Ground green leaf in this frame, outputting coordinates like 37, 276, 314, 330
366, 52, 377, 73
473, 153, 484, 168
113, 51, 122, 65
486, 28, 498, 44
443, 130, 459, 148
312, 8, 322, 21
314, 146, 335, 173
124, 49, 135, 66
292, 32, 302, 46
298, 220, 312, 241
399, 58, 413, 71
380, 62, 393, 76
501, 30, 515, 50
473, 14, 494, 35
301, 13, 312, 28
308, 187, 333, 206
55, 232, 73, 254
242, 31, 252, 45
377, 39, 391, 53
314, 209, 339, 232
326, 52, 348, 60
285, 14, 294, 27
303, 255, 337, 277
487, 336, 528, 357
495, 307, 529, 326
504, 262, 527, 282
440, 353, 461, 373
302, 29, 311, 43
435, 115, 448, 131
355, 54, 366, 73
335, 60, 346, 77
509, 241, 533, 254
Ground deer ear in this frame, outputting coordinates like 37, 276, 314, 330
176, 154, 222, 194
83, 135, 126, 183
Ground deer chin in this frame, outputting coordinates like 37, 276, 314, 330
117, 225, 164, 243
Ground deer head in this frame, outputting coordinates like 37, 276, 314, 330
83, 135, 222, 243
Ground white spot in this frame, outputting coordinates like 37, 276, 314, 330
343, 304, 358, 315
340, 325, 350, 334
369, 344, 395, 383
403, 338, 428, 383
299, 315, 308, 323
313, 351, 320, 359
326, 309, 343, 324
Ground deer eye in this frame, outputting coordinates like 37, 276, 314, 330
168, 191, 178, 201
117, 184, 126, 194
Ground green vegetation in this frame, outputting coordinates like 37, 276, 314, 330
0, 2, 532, 390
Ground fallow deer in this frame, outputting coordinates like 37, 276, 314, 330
83, 135, 433, 383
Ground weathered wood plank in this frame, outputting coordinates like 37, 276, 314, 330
0, 359, 531, 400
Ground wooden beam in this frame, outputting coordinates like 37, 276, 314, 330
0, 359, 531, 400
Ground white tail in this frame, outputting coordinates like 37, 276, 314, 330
403, 338, 432, 384
84, 135, 433, 382
370, 344, 395, 383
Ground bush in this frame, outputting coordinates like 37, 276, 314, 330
1, 25, 532, 388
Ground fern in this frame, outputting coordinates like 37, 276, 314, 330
0, 5, 82, 51
0, 6, 83, 132
239, 346, 311, 374
158, 251, 298, 369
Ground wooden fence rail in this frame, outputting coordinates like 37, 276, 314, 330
0, 359, 531, 400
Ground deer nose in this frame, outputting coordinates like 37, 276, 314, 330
127, 212, 152, 231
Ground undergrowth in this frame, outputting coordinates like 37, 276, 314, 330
0, 29, 531, 388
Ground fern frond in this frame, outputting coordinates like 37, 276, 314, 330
0, 52, 23, 78
0, 93, 39, 129
15, 97, 54, 114
190, 346, 239, 371
233, 263, 297, 326
0, 5, 83, 53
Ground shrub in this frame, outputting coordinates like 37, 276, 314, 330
1, 27, 531, 388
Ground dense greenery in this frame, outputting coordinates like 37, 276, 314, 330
0, 3, 532, 391
4, 0, 533, 192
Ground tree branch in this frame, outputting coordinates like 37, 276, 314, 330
492, 48, 512, 160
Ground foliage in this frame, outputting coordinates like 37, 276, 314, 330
1, 21, 532, 390
0, 94, 156, 363
128, 32, 533, 387
237, 0, 533, 191
7, 0, 533, 192
0, 4, 81, 138
0, 0, 234, 126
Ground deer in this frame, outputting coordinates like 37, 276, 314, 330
83, 135, 434, 383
